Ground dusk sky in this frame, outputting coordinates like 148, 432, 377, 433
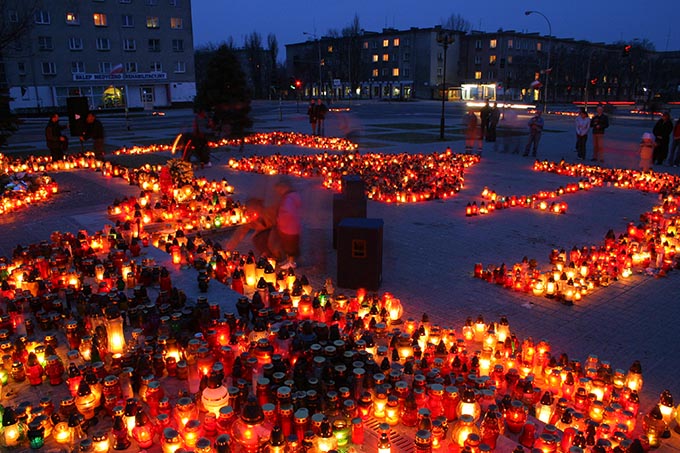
191, 0, 680, 58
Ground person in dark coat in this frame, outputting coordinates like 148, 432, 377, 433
307, 100, 317, 135
480, 100, 492, 142
315, 98, 328, 136
80, 112, 105, 159
653, 112, 673, 165
45, 113, 67, 161
486, 102, 500, 142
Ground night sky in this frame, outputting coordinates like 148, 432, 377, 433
191, 0, 679, 58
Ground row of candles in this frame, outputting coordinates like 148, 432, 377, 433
0, 236, 675, 453
474, 161, 680, 302
465, 181, 594, 217
110, 132, 359, 156
228, 149, 480, 204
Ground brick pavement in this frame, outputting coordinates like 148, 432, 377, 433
5, 101, 680, 450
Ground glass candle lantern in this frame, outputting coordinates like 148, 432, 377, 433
92, 431, 110, 452
414, 429, 432, 453
377, 424, 391, 453
75, 381, 98, 420
202, 372, 229, 417
451, 414, 480, 447
174, 397, 198, 430
162, 427, 184, 453
231, 396, 274, 453
505, 400, 528, 434
132, 410, 155, 449
106, 308, 126, 355
182, 419, 203, 449
0, 409, 26, 447
27, 420, 45, 450
457, 388, 481, 422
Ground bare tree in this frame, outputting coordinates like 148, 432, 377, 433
267, 33, 279, 96
0, 0, 37, 52
244, 32, 264, 98
441, 13, 471, 33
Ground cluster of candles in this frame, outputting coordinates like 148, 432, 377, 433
474, 160, 680, 302
229, 149, 480, 203
0, 241, 674, 453
111, 132, 359, 156
107, 167, 248, 242
463, 181, 591, 217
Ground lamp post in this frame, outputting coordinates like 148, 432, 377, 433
303, 32, 323, 98
436, 31, 454, 140
525, 10, 552, 113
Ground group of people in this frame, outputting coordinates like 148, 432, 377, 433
307, 99, 329, 136
572, 105, 610, 162
638, 112, 680, 171
45, 112, 105, 160
463, 101, 501, 154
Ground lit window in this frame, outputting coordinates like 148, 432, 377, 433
122, 15, 134, 27
489, 39, 497, 49
125, 62, 138, 73
537, 42, 542, 51
96, 38, 111, 51
372, 54, 378, 62
148, 39, 161, 52
172, 39, 184, 52
68, 37, 83, 50
382, 54, 389, 62
34, 10, 50, 24
41, 62, 56, 75
507, 39, 513, 49
38, 36, 53, 51
71, 61, 85, 74
151, 61, 162, 72
66, 13, 79, 25
123, 39, 136, 51
363, 41, 368, 49
372, 69, 378, 77
170, 17, 183, 29
475, 71, 482, 80
93, 13, 108, 27
174, 61, 186, 73
489, 55, 497, 64
327, 45, 333, 53
393, 38, 400, 46
383, 39, 389, 47
99, 62, 112, 73
507, 55, 513, 64
392, 68, 399, 77
146, 16, 160, 28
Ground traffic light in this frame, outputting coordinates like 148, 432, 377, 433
623, 45, 632, 57
289, 78, 296, 90
295, 80, 301, 89
590, 78, 598, 85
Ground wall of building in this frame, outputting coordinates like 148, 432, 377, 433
3, 0, 196, 112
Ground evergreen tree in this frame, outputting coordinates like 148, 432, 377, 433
194, 45, 252, 142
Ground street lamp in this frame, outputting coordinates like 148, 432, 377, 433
525, 10, 552, 113
436, 31, 454, 140
303, 32, 323, 98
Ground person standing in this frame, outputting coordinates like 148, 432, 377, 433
653, 111, 673, 165
668, 116, 680, 167
463, 110, 480, 154
274, 178, 302, 270
590, 105, 609, 162
480, 100, 492, 142
486, 102, 500, 142
575, 108, 591, 160
192, 109, 211, 166
80, 112, 105, 159
45, 113, 67, 161
315, 98, 328, 136
523, 110, 544, 157
307, 100, 317, 135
